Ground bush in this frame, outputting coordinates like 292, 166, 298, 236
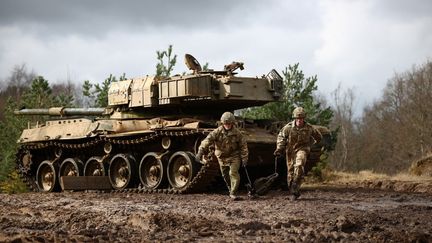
0, 171, 28, 194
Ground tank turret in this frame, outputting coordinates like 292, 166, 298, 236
104, 54, 282, 118
15, 54, 282, 119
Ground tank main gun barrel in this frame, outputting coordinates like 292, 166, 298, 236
14, 107, 106, 116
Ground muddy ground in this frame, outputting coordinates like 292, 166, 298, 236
0, 182, 431, 243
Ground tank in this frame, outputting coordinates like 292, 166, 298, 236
14, 54, 329, 193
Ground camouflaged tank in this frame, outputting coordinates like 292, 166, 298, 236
14, 54, 330, 193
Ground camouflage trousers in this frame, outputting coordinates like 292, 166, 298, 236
219, 160, 241, 196
286, 149, 307, 188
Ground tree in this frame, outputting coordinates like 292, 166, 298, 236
0, 64, 35, 120
0, 99, 28, 184
0, 77, 52, 192
156, 45, 177, 78
52, 81, 76, 107
329, 84, 357, 170
0, 75, 75, 192
82, 73, 126, 107
331, 60, 432, 174
202, 62, 210, 71
5, 64, 35, 101
353, 61, 432, 173
242, 63, 333, 127
82, 80, 95, 107
21, 76, 53, 108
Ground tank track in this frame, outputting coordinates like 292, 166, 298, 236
16, 129, 221, 194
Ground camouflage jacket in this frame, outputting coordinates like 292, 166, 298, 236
276, 121, 322, 155
198, 126, 248, 165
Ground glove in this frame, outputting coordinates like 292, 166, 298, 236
273, 149, 282, 157
242, 160, 248, 167
195, 151, 203, 161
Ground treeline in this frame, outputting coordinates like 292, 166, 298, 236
330, 60, 432, 174
0, 66, 75, 188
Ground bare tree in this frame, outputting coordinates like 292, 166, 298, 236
329, 84, 356, 170
0, 64, 36, 120
6, 64, 36, 101
351, 60, 432, 174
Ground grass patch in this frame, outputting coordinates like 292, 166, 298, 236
322, 170, 432, 183
0, 171, 28, 194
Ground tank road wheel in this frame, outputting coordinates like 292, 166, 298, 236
139, 152, 167, 190
108, 154, 137, 190
84, 156, 107, 176
167, 151, 201, 190
36, 160, 59, 192
59, 158, 83, 178
161, 137, 171, 150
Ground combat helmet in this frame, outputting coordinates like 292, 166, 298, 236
220, 112, 236, 124
292, 107, 306, 119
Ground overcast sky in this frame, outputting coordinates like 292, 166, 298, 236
1, 0, 431, 114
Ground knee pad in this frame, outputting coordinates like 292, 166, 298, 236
295, 150, 307, 167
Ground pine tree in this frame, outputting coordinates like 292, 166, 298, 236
156, 45, 177, 78
0, 99, 28, 192
21, 76, 53, 108
0, 76, 74, 192
242, 63, 333, 127
82, 73, 125, 107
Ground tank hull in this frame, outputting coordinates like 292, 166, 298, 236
15, 117, 270, 193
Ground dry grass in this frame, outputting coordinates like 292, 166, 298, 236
324, 170, 432, 183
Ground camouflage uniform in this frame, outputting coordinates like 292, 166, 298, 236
275, 108, 322, 199
198, 125, 248, 197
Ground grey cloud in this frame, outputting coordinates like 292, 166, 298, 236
373, 0, 432, 20
0, 0, 322, 38
0, 0, 273, 37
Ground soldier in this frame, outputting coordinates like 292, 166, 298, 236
274, 107, 322, 201
196, 112, 248, 200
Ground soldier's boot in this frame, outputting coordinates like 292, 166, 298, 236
289, 182, 300, 201
279, 182, 289, 191
286, 178, 293, 194
220, 166, 231, 195
229, 194, 239, 201
223, 180, 231, 195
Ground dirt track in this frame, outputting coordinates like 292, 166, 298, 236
0, 184, 431, 242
